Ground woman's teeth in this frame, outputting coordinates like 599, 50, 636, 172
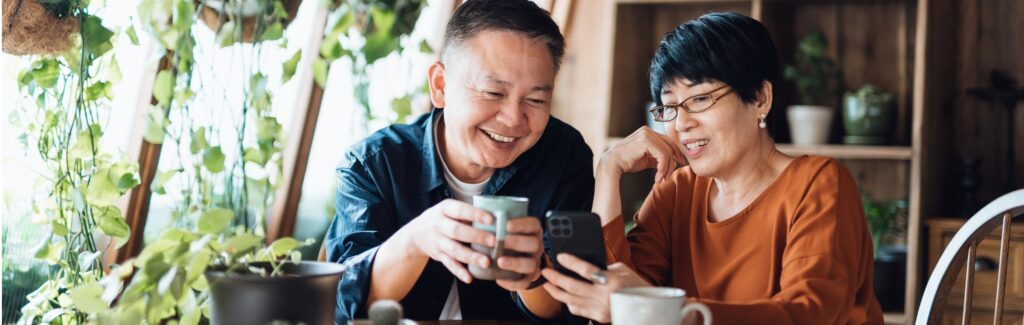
685, 139, 709, 150
484, 130, 516, 143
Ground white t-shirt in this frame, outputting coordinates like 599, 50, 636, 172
435, 115, 490, 320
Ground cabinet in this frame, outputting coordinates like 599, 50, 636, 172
550, 0, 955, 323
928, 218, 1024, 323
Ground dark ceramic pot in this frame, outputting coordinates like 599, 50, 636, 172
205, 261, 345, 325
873, 247, 906, 311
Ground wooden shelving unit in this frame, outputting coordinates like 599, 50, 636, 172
548, 0, 954, 323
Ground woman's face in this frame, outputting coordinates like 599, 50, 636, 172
661, 79, 769, 177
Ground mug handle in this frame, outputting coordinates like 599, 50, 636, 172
680, 301, 712, 325
491, 211, 508, 259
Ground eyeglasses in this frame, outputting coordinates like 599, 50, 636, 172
648, 85, 734, 122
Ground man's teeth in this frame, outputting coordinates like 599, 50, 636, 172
685, 139, 709, 150
484, 130, 516, 143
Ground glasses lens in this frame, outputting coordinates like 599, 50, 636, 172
686, 95, 715, 113
651, 106, 674, 122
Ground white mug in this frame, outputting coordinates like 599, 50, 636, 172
611, 287, 712, 325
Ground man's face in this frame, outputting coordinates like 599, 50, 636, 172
428, 30, 556, 177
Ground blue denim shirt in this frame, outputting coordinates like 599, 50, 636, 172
326, 109, 595, 323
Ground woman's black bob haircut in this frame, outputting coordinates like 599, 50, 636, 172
649, 12, 780, 105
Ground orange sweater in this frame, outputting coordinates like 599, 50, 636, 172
603, 156, 883, 324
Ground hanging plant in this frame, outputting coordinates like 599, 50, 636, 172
10, 1, 141, 323
317, 0, 430, 123
2, 0, 80, 55
197, 0, 301, 44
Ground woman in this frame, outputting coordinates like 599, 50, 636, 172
539, 13, 883, 324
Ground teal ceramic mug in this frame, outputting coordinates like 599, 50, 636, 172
469, 195, 530, 280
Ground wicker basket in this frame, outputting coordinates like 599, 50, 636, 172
2, 0, 79, 55
198, 0, 301, 43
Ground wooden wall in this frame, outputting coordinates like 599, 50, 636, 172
948, 0, 1024, 217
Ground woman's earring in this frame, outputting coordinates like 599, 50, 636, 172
758, 114, 767, 129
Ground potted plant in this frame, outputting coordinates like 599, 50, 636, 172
2, 0, 79, 55
862, 192, 908, 311
784, 31, 840, 145
843, 84, 895, 145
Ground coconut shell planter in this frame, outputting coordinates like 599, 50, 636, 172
198, 0, 301, 43
2, 0, 79, 55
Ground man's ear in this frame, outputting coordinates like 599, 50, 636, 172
428, 61, 446, 109
755, 80, 773, 116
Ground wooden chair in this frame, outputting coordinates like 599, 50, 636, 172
917, 189, 1024, 324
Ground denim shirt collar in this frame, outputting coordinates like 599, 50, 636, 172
418, 108, 532, 194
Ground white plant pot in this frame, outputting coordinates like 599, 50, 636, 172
787, 105, 833, 145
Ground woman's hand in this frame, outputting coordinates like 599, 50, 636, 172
541, 254, 651, 323
600, 126, 685, 182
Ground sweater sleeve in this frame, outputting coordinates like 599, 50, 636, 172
602, 171, 680, 286
696, 160, 881, 324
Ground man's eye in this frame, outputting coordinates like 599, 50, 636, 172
526, 98, 546, 105
483, 91, 503, 98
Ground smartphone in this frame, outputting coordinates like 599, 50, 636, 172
545, 211, 608, 282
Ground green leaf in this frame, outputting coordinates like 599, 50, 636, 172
282, 50, 301, 83
68, 282, 107, 314
256, 116, 280, 142
363, 34, 399, 65
243, 147, 267, 165
51, 220, 69, 236
68, 124, 102, 161
370, 6, 397, 35
198, 208, 233, 234
391, 94, 412, 124
32, 59, 60, 89
319, 36, 344, 60
157, 266, 178, 295
151, 168, 180, 195
217, 20, 238, 47
108, 56, 123, 84
202, 146, 225, 173
144, 105, 167, 142
86, 81, 113, 101
174, 0, 195, 32
35, 240, 64, 264
419, 39, 433, 53
269, 237, 299, 256
86, 171, 121, 207
126, 24, 140, 45
258, 22, 284, 42
190, 127, 207, 154
313, 58, 329, 88
82, 15, 115, 57
97, 207, 131, 243
330, 7, 354, 35
249, 73, 267, 98
222, 233, 262, 254
116, 173, 140, 191
153, 70, 174, 105
185, 250, 212, 282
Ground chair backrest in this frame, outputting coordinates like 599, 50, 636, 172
917, 189, 1024, 325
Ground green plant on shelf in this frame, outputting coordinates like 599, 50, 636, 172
861, 192, 908, 258
784, 31, 841, 106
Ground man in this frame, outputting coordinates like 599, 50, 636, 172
325, 0, 594, 322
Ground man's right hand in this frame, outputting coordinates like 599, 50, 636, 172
398, 199, 497, 283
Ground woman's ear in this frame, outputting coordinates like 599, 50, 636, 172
428, 61, 446, 109
755, 80, 773, 116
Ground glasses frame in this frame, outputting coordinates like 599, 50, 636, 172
648, 85, 734, 122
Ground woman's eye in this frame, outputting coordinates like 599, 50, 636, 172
691, 95, 711, 103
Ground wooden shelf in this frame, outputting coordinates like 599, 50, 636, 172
777, 144, 913, 160
884, 312, 907, 325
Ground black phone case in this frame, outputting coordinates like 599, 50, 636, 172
545, 211, 608, 282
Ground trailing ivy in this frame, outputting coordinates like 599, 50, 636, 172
12, 1, 139, 324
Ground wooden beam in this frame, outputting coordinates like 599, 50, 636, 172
105, 53, 173, 266
267, 5, 329, 242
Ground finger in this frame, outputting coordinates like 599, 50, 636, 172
438, 254, 472, 284
439, 199, 492, 224
436, 217, 495, 247
557, 253, 603, 280
541, 267, 595, 297
500, 233, 542, 255
497, 256, 540, 274
541, 282, 594, 315
505, 217, 541, 235
495, 277, 532, 291
438, 237, 490, 269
